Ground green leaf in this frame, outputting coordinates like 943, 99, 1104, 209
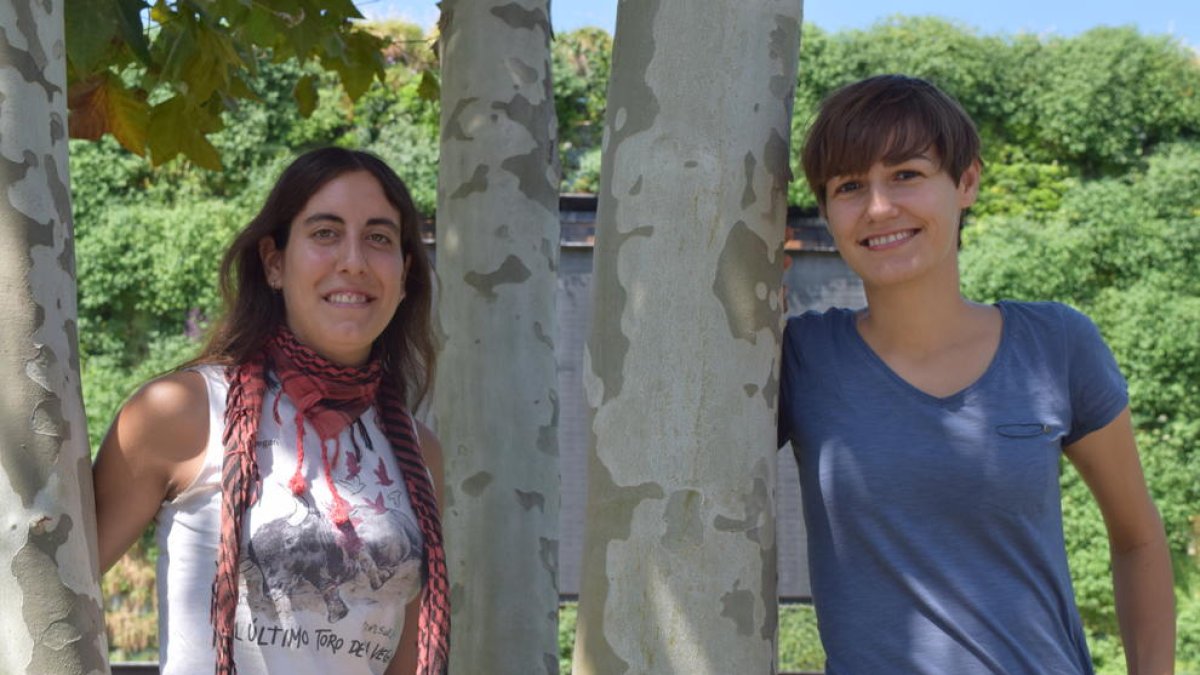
417, 69, 440, 102
115, 0, 152, 64
66, 0, 119, 73
293, 74, 319, 117
147, 96, 222, 170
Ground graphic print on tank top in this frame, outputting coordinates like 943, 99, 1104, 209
232, 375, 425, 662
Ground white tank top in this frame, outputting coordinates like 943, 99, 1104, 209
155, 365, 424, 675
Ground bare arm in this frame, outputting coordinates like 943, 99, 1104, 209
92, 370, 210, 573
1066, 407, 1175, 675
387, 421, 445, 675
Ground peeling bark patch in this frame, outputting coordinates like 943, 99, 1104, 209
451, 164, 489, 199
742, 151, 758, 209
490, 3, 551, 46
494, 94, 559, 212
32, 395, 66, 439
464, 255, 532, 301
713, 473, 770, 546
50, 111, 64, 142
543, 652, 559, 674
720, 581, 756, 637
537, 389, 559, 457
515, 489, 546, 512
444, 96, 479, 141
506, 57, 540, 86
534, 321, 554, 350
661, 489, 703, 551
538, 536, 558, 580
13, 515, 108, 673
769, 15, 802, 101
495, 224, 512, 240
2, 3, 61, 97
713, 221, 778, 344
684, 160, 698, 168
764, 129, 792, 198
744, 384, 758, 397
46, 153, 72, 236
628, 175, 643, 196
540, 237, 557, 273
574, 446, 664, 674
587, 226, 651, 404
588, 0, 661, 409
461, 471, 494, 497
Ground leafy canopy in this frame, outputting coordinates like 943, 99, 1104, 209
65, 0, 387, 170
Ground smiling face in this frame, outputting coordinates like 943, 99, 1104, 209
260, 170, 410, 366
823, 150, 980, 290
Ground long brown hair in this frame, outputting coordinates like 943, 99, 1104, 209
194, 147, 436, 407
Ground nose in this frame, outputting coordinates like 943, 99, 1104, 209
866, 184, 899, 221
337, 236, 368, 274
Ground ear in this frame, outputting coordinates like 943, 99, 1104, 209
957, 160, 982, 208
259, 236, 283, 289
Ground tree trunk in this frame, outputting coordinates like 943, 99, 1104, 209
0, 3, 109, 674
433, 1, 560, 673
572, 1, 802, 673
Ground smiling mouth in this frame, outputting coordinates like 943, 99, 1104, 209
325, 292, 372, 305
861, 229, 918, 249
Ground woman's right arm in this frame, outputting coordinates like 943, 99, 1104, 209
93, 370, 210, 573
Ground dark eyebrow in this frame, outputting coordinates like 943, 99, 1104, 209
303, 213, 402, 233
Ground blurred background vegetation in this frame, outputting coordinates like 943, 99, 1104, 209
74, 15, 1199, 673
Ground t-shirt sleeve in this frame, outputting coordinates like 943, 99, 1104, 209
1061, 305, 1129, 446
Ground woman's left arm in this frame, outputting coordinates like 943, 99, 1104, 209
387, 422, 446, 675
1066, 406, 1175, 675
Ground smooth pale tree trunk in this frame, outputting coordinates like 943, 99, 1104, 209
572, 1, 803, 673
0, 2, 109, 674
433, 1, 560, 672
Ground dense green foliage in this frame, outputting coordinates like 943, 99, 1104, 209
74, 17, 1198, 671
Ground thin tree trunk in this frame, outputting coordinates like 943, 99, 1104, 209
0, 2, 109, 674
434, 1, 561, 672
572, 1, 803, 673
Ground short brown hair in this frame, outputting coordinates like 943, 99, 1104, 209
801, 74, 981, 211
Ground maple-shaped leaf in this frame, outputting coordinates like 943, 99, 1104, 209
374, 458, 394, 487
68, 73, 149, 155
146, 96, 222, 171
346, 449, 362, 479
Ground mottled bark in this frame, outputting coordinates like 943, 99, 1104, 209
0, 2, 109, 674
433, 1, 561, 673
573, 1, 803, 673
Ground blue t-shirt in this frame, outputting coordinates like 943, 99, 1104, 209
778, 301, 1128, 675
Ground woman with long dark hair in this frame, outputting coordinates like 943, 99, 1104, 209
94, 147, 448, 675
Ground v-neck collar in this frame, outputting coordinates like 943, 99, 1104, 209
844, 301, 1011, 408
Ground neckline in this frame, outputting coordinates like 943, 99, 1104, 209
844, 301, 1010, 407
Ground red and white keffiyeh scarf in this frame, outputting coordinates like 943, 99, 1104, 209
210, 328, 449, 674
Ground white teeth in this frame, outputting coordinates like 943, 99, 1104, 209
866, 231, 914, 248
327, 292, 368, 304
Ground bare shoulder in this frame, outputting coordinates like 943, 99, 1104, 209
94, 368, 213, 570
102, 369, 211, 495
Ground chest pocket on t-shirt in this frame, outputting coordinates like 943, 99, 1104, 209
981, 421, 1061, 518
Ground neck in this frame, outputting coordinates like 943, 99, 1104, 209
858, 263, 978, 355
